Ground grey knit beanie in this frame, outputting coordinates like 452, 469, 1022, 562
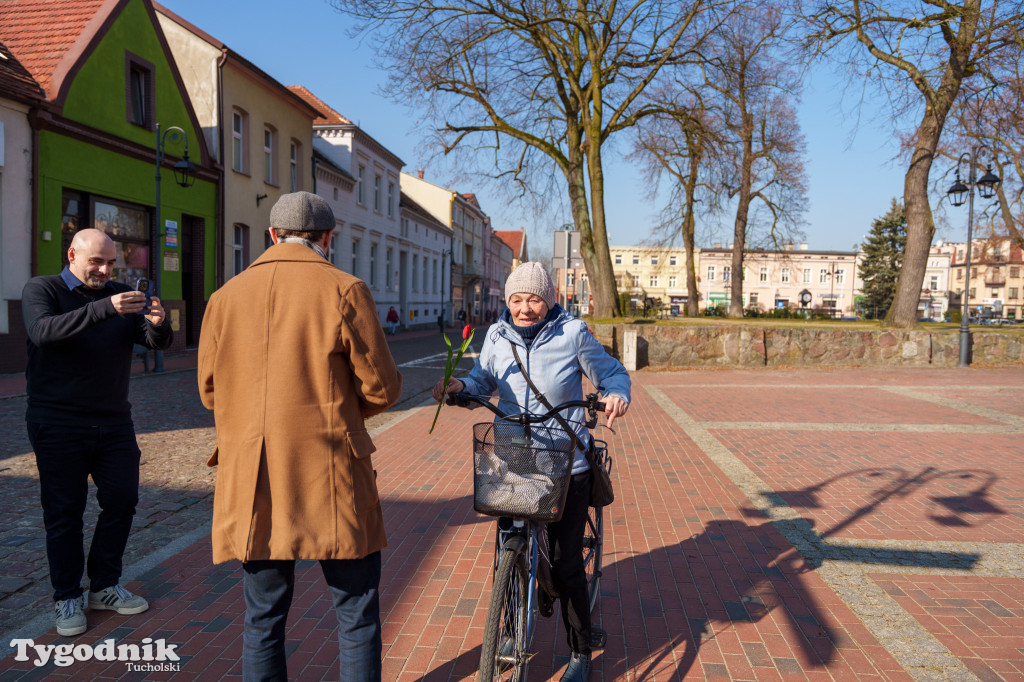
505, 261, 556, 308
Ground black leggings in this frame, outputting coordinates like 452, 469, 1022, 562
547, 470, 592, 655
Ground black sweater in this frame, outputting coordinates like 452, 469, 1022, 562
21, 272, 173, 426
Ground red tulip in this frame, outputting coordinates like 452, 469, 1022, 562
463, 324, 472, 340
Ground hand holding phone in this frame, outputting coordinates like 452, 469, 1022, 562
135, 278, 152, 314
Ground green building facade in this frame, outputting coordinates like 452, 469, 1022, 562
30, 0, 218, 350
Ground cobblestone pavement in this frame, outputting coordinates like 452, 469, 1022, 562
1, 365, 1022, 681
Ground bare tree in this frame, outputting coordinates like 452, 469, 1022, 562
632, 93, 723, 316
332, 0, 727, 318
804, 0, 1024, 328
702, 2, 808, 318
942, 38, 1024, 248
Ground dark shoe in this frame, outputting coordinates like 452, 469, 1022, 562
560, 652, 591, 682
539, 588, 555, 618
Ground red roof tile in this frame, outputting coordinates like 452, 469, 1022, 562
0, 0, 110, 100
0, 38, 45, 102
495, 229, 526, 258
286, 85, 351, 126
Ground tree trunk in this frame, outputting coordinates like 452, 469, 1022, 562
995, 181, 1024, 250
883, 0, 980, 328
585, 132, 619, 318
682, 133, 701, 316
729, 112, 754, 319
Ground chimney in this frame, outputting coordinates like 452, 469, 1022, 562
417, 169, 424, 179
799, 243, 809, 251
713, 242, 722, 249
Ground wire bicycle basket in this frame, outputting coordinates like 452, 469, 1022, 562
472, 421, 576, 522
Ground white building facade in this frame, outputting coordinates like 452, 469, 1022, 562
291, 86, 451, 329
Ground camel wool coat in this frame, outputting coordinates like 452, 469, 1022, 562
198, 243, 402, 564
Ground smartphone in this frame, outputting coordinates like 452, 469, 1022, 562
135, 277, 152, 314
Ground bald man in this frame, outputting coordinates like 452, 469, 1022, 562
21, 228, 172, 637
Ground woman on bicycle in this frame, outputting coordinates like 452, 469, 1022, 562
433, 261, 630, 682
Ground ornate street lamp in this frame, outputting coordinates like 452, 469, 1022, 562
152, 123, 196, 370
946, 148, 1000, 367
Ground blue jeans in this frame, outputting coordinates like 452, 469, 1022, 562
28, 422, 141, 601
242, 553, 382, 682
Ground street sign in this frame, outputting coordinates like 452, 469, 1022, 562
553, 230, 585, 269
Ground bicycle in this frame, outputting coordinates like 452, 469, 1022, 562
446, 391, 612, 681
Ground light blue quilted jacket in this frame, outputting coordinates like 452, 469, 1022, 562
459, 305, 631, 474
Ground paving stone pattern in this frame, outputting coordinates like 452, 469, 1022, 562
1, 366, 1022, 680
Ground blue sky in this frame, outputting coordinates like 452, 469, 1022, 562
158, 0, 941, 254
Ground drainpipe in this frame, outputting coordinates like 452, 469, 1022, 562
215, 49, 228, 287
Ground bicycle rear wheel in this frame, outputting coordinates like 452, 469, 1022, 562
583, 505, 603, 614
479, 543, 530, 681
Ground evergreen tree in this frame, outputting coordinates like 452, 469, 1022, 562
858, 199, 907, 319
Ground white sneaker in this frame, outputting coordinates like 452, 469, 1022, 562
55, 595, 87, 636
88, 585, 149, 615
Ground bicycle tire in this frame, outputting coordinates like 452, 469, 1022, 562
583, 504, 603, 614
479, 544, 530, 681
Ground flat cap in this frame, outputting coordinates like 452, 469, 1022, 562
270, 191, 335, 232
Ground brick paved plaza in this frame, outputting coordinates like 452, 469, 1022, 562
1, 360, 1022, 680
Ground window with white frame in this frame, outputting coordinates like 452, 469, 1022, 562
374, 174, 381, 212
632, 255, 639, 265
232, 224, 248, 276
836, 269, 845, 285
328, 234, 338, 265
387, 182, 395, 218
614, 254, 622, 264
263, 127, 276, 185
749, 292, 759, 306
651, 256, 658, 266
433, 258, 439, 293
802, 268, 811, 283
231, 110, 247, 173
351, 239, 359, 276
819, 268, 829, 284
357, 166, 365, 205
669, 256, 677, 266
412, 254, 419, 292
289, 141, 299, 192
386, 248, 393, 289
631, 275, 640, 287
929, 275, 939, 291
723, 266, 731, 281
423, 258, 428, 293
369, 243, 377, 287
759, 266, 768, 283
668, 275, 677, 288
650, 275, 659, 287
567, 272, 576, 287
781, 268, 790, 283
707, 265, 715, 281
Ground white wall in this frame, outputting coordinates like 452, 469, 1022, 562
0, 103, 34, 334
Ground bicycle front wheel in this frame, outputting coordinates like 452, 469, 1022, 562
479, 543, 530, 681
583, 505, 603, 614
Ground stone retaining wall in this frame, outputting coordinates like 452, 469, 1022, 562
590, 323, 1024, 368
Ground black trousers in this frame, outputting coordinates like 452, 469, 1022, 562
28, 422, 141, 601
547, 470, 592, 655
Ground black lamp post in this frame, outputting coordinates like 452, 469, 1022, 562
154, 123, 196, 296
152, 123, 196, 371
946, 147, 1000, 367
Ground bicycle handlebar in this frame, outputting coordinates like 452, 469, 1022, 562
446, 392, 606, 429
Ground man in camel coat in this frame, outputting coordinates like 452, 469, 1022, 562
198, 191, 402, 681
